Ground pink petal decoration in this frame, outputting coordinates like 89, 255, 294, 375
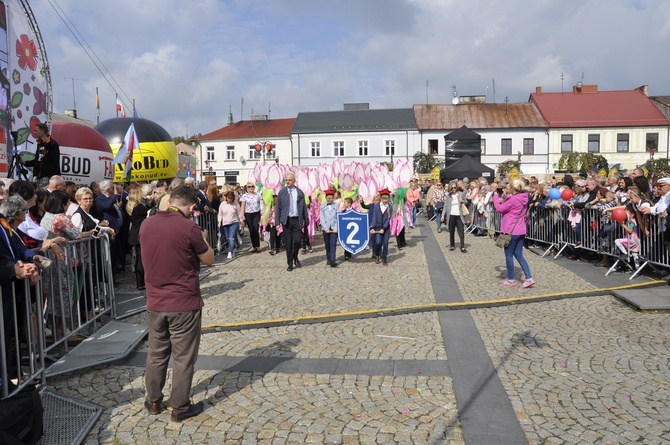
353, 163, 366, 184
371, 166, 386, 188
333, 158, 344, 177
267, 163, 282, 193
358, 179, 378, 202
339, 173, 355, 191
295, 168, 309, 193
393, 159, 413, 188
307, 169, 319, 197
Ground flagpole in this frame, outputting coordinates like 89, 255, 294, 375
96, 87, 100, 124
115, 93, 119, 118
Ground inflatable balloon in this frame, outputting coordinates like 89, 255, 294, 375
95, 118, 178, 182
612, 207, 627, 223
49, 122, 115, 184
561, 188, 573, 201
548, 188, 561, 200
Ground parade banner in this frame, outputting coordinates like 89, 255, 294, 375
337, 210, 369, 255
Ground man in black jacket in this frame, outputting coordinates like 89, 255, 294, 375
24, 122, 60, 182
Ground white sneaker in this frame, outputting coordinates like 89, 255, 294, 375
227, 252, 232, 259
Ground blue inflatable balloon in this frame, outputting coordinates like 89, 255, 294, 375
548, 188, 561, 200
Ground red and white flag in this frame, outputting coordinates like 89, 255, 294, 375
113, 123, 138, 181
116, 97, 126, 118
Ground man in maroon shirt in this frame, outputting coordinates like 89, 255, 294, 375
140, 185, 214, 422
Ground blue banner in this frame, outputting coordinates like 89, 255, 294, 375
337, 210, 369, 255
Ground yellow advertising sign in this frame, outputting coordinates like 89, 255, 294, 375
109, 140, 178, 182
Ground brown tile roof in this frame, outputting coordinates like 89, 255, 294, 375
531, 88, 669, 128
414, 103, 547, 130
198, 118, 296, 141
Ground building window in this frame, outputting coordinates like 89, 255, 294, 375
428, 139, 438, 155
523, 138, 534, 155
248, 145, 261, 160
646, 133, 659, 153
385, 140, 395, 156
265, 147, 276, 159
588, 134, 600, 153
501, 138, 512, 155
206, 146, 215, 161
333, 141, 344, 157
561, 134, 573, 153
310, 141, 321, 157
358, 140, 369, 156
481, 139, 486, 155
226, 146, 235, 160
617, 133, 629, 153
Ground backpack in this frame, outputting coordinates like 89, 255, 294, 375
0, 385, 44, 445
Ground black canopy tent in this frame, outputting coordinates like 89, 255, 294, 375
444, 125, 482, 167
440, 155, 495, 184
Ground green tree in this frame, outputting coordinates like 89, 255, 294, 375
413, 151, 438, 174
556, 153, 608, 174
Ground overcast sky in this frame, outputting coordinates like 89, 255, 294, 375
31, 0, 670, 139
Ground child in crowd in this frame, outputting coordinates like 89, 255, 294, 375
614, 207, 641, 269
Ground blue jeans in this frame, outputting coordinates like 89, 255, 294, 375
435, 207, 443, 229
223, 222, 240, 254
505, 235, 532, 281
410, 205, 417, 226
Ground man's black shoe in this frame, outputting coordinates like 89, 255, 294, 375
287, 265, 293, 272
294, 259, 301, 268
331, 262, 338, 268
144, 400, 162, 415
171, 402, 203, 422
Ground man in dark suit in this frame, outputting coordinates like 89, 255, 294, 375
95, 180, 124, 280
276, 172, 308, 271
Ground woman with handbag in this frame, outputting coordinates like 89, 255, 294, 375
441, 182, 467, 252
494, 179, 536, 288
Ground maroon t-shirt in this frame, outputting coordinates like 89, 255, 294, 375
140, 211, 209, 312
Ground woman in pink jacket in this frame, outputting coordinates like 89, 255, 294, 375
493, 179, 536, 288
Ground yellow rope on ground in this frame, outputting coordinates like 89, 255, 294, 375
201, 280, 664, 333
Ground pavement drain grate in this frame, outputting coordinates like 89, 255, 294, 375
38, 389, 102, 445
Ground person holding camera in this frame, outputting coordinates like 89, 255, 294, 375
494, 179, 535, 288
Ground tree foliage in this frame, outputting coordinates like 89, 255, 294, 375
497, 160, 519, 177
556, 153, 608, 174
413, 151, 438, 174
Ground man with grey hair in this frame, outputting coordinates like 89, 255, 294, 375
46, 175, 66, 193
276, 172, 308, 271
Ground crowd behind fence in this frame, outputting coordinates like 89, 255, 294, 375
1, 234, 115, 400
462, 199, 669, 279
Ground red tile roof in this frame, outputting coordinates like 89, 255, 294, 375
530, 88, 669, 128
198, 118, 296, 141
414, 103, 546, 130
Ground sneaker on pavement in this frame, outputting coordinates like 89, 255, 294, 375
521, 279, 537, 289
227, 252, 232, 259
499, 278, 517, 287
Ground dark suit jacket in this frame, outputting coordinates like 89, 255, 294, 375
24, 137, 60, 179
276, 186, 308, 227
94, 193, 123, 233
370, 203, 393, 231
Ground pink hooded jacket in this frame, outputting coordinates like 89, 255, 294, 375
493, 192, 528, 236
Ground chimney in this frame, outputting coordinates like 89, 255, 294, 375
635, 85, 649, 96
535, 87, 542, 94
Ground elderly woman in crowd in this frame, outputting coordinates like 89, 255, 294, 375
240, 182, 263, 252
10, 180, 49, 248
41, 190, 98, 335
441, 182, 467, 253
1, 195, 65, 259
127, 184, 149, 290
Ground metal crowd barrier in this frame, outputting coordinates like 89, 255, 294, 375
40, 234, 115, 356
1, 278, 46, 399
464, 200, 669, 280
197, 211, 218, 250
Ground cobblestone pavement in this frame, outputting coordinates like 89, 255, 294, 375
46, 219, 670, 444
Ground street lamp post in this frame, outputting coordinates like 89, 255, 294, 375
254, 141, 274, 162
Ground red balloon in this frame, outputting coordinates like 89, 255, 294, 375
612, 207, 627, 223
561, 188, 573, 201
